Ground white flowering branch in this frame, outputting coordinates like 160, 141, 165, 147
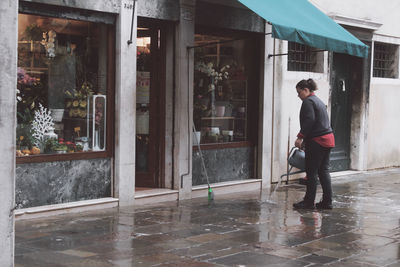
31, 104, 54, 146
195, 62, 229, 84
41, 30, 56, 58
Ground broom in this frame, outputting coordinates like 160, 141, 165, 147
193, 125, 214, 201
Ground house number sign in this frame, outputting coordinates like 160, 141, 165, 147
124, 0, 135, 10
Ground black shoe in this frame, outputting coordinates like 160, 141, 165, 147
316, 201, 332, 210
293, 201, 315, 209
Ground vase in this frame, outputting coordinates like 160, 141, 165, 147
93, 130, 101, 151
43, 127, 58, 141
50, 109, 64, 122
225, 105, 233, 117
193, 131, 201, 145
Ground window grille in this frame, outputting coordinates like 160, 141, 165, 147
373, 42, 399, 79
287, 42, 320, 72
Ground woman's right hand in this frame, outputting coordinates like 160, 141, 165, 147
295, 137, 303, 149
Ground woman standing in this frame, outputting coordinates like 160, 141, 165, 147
293, 79, 335, 210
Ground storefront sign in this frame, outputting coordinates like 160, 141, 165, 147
137, 71, 150, 104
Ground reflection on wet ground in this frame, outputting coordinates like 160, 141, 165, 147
15, 168, 400, 266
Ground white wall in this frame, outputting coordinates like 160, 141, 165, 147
114, 0, 137, 206
271, 40, 330, 182
174, 0, 195, 198
367, 80, 400, 168
311, 0, 400, 37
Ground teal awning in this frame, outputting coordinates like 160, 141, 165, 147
238, 0, 369, 58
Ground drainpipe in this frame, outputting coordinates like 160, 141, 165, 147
180, 47, 192, 188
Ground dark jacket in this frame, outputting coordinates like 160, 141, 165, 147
299, 94, 332, 139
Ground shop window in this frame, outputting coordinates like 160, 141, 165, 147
17, 14, 111, 158
287, 42, 323, 73
193, 33, 259, 146
373, 42, 399, 78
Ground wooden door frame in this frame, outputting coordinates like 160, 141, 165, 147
330, 52, 364, 172
135, 17, 166, 188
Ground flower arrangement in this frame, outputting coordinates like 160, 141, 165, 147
16, 67, 45, 125
17, 67, 38, 105
65, 82, 93, 118
95, 99, 105, 126
17, 67, 37, 86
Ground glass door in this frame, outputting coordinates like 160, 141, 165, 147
135, 22, 163, 188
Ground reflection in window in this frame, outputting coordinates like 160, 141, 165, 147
136, 35, 151, 172
16, 14, 108, 157
193, 34, 254, 145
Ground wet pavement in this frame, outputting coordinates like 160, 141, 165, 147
15, 168, 400, 266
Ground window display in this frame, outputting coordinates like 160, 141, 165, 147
16, 14, 109, 157
193, 34, 254, 145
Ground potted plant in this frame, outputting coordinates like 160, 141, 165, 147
16, 124, 34, 150
52, 143, 68, 154
44, 138, 58, 154
75, 144, 83, 152
65, 141, 75, 153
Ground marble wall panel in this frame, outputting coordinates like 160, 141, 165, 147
16, 158, 111, 209
192, 147, 254, 186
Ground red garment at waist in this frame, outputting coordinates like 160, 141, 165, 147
297, 132, 335, 148
312, 133, 335, 148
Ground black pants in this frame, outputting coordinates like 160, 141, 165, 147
304, 140, 332, 204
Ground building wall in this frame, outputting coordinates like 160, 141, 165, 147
367, 81, 400, 168
367, 36, 400, 169
0, 0, 17, 265
270, 39, 330, 182
311, 0, 400, 170
311, 0, 400, 37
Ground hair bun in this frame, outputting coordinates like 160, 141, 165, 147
306, 79, 317, 91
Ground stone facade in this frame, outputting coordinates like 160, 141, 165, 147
16, 159, 111, 209
192, 147, 254, 186
0, 0, 17, 265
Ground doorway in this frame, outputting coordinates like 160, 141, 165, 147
135, 18, 166, 187
330, 53, 363, 171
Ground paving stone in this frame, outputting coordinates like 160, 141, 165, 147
209, 251, 290, 266
264, 247, 311, 259
349, 242, 400, 266
14, 168, 400, 266
58, 249, 97, 258
185, 232, 225, 243
299, 253, 338, 264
